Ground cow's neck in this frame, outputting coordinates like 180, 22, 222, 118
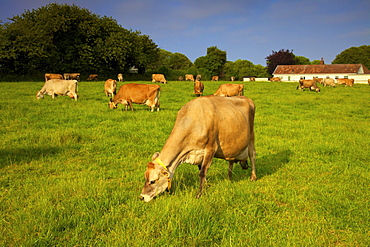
158, 144, 190, 179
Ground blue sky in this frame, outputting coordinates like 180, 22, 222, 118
1, 0, 369, 65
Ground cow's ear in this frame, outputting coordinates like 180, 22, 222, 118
151, 152, 160, 161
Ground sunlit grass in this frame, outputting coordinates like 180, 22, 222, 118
0, 80, 369, 246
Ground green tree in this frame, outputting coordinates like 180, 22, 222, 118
0, 3, 159, 76
265, 49, 295, 76
332, 45, 370, 69
194, 46, 226, 79
311, 60, 322, 65
169, 53, 192, 70
224, 59, 269, 80
295, 56, 311, 65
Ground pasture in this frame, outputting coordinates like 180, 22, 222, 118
0, 80, 369, 246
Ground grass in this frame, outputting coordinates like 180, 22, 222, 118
0, 80, 369, 246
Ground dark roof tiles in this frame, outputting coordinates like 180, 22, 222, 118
274, 64, 370, 74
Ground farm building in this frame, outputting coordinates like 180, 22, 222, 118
272, 64, 370, 84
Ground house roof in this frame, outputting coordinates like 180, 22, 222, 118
273, 64, 370, 75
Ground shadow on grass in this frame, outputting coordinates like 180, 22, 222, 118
169, 149, 293, 193
0, 146, 61, 169
255, 149, 293, 179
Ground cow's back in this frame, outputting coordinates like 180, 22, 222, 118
168, 95, 254, 159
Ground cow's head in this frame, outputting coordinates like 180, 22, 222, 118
36, 91, 44, 99
108, 99, 118, 109
140, 152, 171, 202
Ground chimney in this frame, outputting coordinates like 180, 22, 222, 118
320, 57, 324, 65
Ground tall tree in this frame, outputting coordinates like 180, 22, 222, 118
295, 56, 311, 65
194, 46, 226, 79
0, 3, 158, 76
169, 53, 192, 70
332, 45, 370, 69
265, 49, 295, 75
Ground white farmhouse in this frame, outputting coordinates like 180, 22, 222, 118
272, 64, 370, 84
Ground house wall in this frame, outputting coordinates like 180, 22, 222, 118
274, 73, 369, 84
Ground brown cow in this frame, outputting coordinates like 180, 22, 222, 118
178, 76, 183, 81
211, 76, 219, 81
213, 84, 244, 97
185, 74, 195, 81
322, 78, 336, 87
37, 79, 78, 100
196, 75, 202, 81
152, 74, 167, 84
231, 76, 236, 81
337, 78, 354, 87
270, 77, 281, 82
87, 74, 98, 81
368, 79, 370, 86
297, 79, 320, 92
140, 95, 256, 202
63, 73, 80, 81
109, 83, 160, 112
104, 79, 117, 97
117, 73, 124, 82
45, 73, 63, 81
194, 80, 204, 97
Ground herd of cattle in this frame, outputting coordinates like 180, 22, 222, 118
36, 73, 244, 110
36, 73, 363, 103
36, 72, 366, 202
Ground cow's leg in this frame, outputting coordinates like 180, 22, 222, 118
196, 150, 214, 198
128, 101, 134, 111
248, 141, 257, 181
228, 161, 234, 179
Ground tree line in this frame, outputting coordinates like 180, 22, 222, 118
0, 3, 368, 81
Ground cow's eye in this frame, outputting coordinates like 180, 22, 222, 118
149, 180, 156, 185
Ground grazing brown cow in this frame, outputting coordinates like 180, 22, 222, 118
104, 79, 117, 97
336, 78, 354, 87
178, 76, 183, 81
87, 74, 98, 81
140, 95, 256, 202
270, 77, 281, 82
213, 84, 244, 97
368, 79, 370, 85
194, 80, 204, 97
185, 74, 195, 81
63, 73, 80, 81
152, 74, 167, 84
322, 78, 336, 87
231, 76, 236, 81
117, 73, 124, 82
211, 76, 219, 81
109, 83, 160, 112
297, 79, 320, 92
37, 79, 78, 100
45, 73, 64, 81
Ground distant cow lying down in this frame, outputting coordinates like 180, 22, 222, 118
36, 79, 78, 100
109, 83, 160, 111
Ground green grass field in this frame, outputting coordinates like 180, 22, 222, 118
1, 80, 369, 246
